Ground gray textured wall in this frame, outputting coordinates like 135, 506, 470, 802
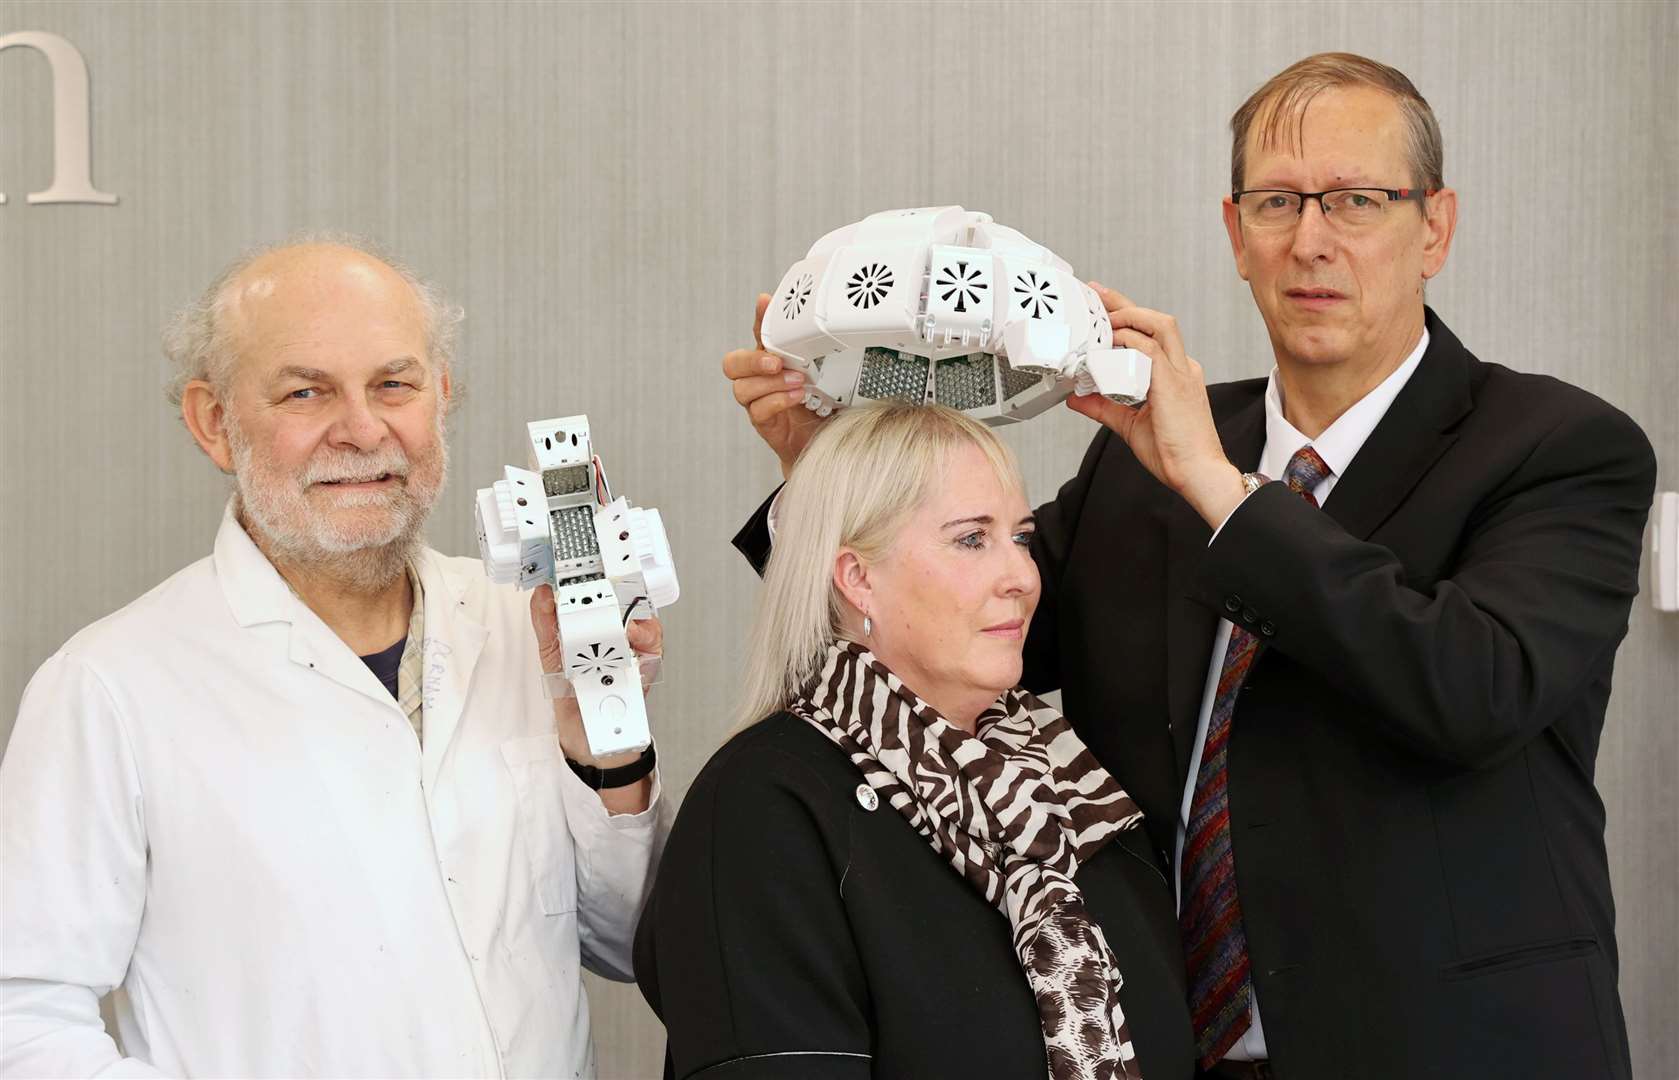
1, 2, 1674, 1077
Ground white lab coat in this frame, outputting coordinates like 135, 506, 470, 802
0, 504, 667, 1078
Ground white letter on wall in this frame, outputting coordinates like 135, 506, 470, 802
0, 31, 119, 205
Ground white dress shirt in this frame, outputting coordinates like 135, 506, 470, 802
0, 503, 668, 1078
1175, 329, 1429, 1061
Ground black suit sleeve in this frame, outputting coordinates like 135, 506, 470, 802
635, 739, 872, 1080
1196, 405, 1657, 769
1022, 427, 1116, 694
730, 488, 781, 577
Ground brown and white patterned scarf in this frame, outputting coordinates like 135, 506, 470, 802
789, 641, 1148, 1080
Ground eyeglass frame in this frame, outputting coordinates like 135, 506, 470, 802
1231, 186, 1440, 225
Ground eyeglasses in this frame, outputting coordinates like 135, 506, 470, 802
1232, 187, 1438, 230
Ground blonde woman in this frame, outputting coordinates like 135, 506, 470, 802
634, 404, 1192, 1080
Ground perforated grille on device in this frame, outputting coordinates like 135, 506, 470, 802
934, 354, 997, 409
855, 347, 930, 403
543, 464, 592, 497
550, 505, 599, 560
1002, 361, 1046, 400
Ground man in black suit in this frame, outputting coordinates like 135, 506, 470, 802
723, 53, 1654, 1080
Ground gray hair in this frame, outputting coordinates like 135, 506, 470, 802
734, 403, 1025, 730
162, 231, 465, 406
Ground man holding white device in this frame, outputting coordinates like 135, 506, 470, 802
727, 53, 1653, 1080
0, 237, 666, 1078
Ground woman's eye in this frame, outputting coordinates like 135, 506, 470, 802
957, 531, 986, 550
1013, 530, 1035, 547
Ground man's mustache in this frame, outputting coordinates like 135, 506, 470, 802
301, 448, 413, 487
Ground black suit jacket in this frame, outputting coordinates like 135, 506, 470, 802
734, 310, 1655, 1078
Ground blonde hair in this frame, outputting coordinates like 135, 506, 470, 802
735, 403, 1024, 729
1230, 52, 1444, 193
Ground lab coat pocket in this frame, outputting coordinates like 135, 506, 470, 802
500, 734, 579, 916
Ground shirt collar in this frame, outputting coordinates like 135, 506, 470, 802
213, 498, 306, 627
1259, 327, 1430, 480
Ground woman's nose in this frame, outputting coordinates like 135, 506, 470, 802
998, 546, 1039, 597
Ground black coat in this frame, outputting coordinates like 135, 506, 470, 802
634, 713, 1196, 1079
730, 310, 1655, 1079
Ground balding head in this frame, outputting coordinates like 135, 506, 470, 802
219, 243, 429, 400
164, 233, 462, 407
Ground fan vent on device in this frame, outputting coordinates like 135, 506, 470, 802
934, 260, 989, 314
1014, 271, 1058, 319
1092, 307, 1112, 346
846, 263, 895, 309
572, 641, 625, 676
781, 273, 814, 319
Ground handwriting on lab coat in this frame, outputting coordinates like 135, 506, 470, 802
422, 638, 452, 711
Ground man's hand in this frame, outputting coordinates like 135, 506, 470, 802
529, 585, 660, 812
723, 293, 830, 478
1067, 283, 1246, 528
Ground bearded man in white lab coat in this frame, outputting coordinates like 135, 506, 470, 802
0, 238, 668, 1078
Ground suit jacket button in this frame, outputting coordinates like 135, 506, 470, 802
1242, 607, 1259, 624
1259, 620, 1276, 637
1225, 595, 1243, 613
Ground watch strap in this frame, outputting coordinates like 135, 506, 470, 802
566, 743, 657, 790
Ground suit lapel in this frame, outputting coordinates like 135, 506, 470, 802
1164, 388, 1267, 779
1320, 309, 1474, 540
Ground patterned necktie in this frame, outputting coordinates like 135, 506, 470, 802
1181, 445, 1331, 1068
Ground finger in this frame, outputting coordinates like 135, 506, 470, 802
748, 387, 810, 427
529, 583, 555, 636
723, 347, 785, 380
732, 371, 807, 408
752, 293, 771, 349
1112, 327, 1169, 369
528, 585, 564, 671
626, 616, 663, 656
1108, 314, 1188, 374
1109, 306, 1185, 361
1065, 391, 1140, 437
1088, 281, 1135, 314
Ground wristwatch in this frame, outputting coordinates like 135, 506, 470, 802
566, 744, 657, 790
1240, 471, 1271, 496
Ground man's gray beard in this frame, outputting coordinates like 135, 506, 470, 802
226, 413, 448, 594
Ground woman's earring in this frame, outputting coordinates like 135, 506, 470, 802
863, 614, 873, 637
